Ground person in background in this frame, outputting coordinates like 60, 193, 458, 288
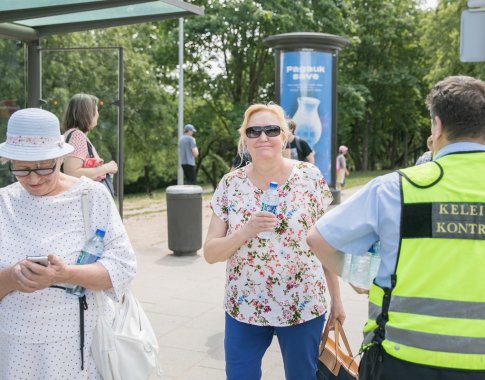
415, 135, 433, 165
230, 150, 251, 171
0, 108, 136, 379
204, 103, 345, 380
335, 145, 350, 190
62, 93, 118, 197
179, 124, 199, 185
283, 119, 315, 163
307, 75, 485, 380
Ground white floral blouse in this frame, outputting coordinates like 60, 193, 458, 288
210, 161, 333, 326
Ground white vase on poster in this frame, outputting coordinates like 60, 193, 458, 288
292, 96, 322, 149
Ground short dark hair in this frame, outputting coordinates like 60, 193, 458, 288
426, 76, 485, 141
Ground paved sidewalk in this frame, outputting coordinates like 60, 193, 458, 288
124, 186, 368, 380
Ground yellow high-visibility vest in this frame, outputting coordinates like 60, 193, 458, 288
364, 151, 485, 370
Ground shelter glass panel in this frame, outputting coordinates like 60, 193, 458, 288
41, 48, 120, 195
0, 40, 26, 187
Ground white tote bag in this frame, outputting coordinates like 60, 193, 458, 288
91, 291, 162, 380
81, 188, 162, 379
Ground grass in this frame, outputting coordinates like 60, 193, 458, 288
123, 186, 213, 210
123, 170, 390, 210
345, 170, 392, 189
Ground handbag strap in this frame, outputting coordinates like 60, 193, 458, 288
320, 319, 354, 369
81, 188, 105, 310
66, 129, 95, 158
81, 188, 90, 239
335, 320, 354, 357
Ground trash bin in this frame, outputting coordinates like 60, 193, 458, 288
166, 185, 203, 255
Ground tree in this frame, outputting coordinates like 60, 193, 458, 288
41, 26, 178, 193
154, 0, 348, 187
338, 0, 428, 170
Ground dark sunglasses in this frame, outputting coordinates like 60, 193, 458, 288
245, 125, 281, 138
9, 161, 58, 177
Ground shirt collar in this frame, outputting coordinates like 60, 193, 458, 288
434, 142, 485, 160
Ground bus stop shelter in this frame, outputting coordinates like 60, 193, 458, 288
0, 1, 204, 216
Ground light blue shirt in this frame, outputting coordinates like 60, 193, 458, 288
179, 134, 197, 166
316, 142, 485, 288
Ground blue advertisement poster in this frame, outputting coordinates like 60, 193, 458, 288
280, 51, 333, 184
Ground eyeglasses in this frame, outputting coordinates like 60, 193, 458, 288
245, 125, 281, 138
9, 161, 58, 177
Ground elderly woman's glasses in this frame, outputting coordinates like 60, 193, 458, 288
9, 161, 57, 177
245, 125, 281, 138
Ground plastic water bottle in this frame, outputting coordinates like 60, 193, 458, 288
258, 182, 278, 240
341, 253, 353, 282
348, 241, 381, 289
368, 241, 381, 284
66, 229, 106, 297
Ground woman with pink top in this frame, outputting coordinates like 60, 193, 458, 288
62, 93, 117, 196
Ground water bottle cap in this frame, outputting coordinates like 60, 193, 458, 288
95, 229, 106, 238
269, 181, 278, 189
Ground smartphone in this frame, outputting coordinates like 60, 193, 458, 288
26, 255, 49, 267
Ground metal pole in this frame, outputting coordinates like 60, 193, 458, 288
27, 39, 41, 108
177, 17, 184, 185
118, 47, 124, 218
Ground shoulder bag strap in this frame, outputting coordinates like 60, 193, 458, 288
86, 139, 95, 158
66, 129, 95, 158
81, 189, 90, 239
65, 130, 75, 143
81, 188, 105, 309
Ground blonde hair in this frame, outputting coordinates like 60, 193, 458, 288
237, 103, 289, 156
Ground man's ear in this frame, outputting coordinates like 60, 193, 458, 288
432, 116, 443, 139
431, 115, 444, 153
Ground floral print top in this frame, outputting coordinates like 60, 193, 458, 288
210, 161, 333, 326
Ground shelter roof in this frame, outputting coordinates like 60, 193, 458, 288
0, 0, 204, 40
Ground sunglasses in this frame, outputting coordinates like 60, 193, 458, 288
9, 161, 58, 177
245, 125, 281, 138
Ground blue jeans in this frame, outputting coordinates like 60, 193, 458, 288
225, 313, 326, 380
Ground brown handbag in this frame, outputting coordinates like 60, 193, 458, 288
318, 320, 359, 379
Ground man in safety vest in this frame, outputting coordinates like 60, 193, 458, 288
306, 75, 485, 380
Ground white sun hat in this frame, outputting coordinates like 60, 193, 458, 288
0, 108, 74, 161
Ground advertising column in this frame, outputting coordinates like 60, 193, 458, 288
265, 33, 348, 203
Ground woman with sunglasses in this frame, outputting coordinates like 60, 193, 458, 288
0, 108, 136, 379
62, 93, 118, 197
204, 103, 345, 380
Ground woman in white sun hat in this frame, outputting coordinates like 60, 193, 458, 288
0, 108, 136, 379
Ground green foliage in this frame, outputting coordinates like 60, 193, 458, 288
39, 26, 178, 193
337, 0, 429, 171
1, 0, 482, 194
421, 0, 485, 85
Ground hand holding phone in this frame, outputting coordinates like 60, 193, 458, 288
26, 255, 49, 267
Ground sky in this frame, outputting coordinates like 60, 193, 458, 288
423, 0, 438, 8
